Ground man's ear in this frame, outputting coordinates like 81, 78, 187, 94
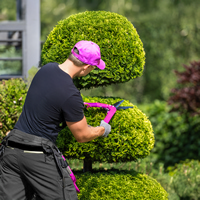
83, 64, 90, 70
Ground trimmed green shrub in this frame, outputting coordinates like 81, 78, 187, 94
168, 160, 200, 199
68, 159, 179, 200
41, 11, 145, 90
75, 169, 168, 200
139, 100, 200, 168
0, 78, 27, 139
57, 95, 154, 163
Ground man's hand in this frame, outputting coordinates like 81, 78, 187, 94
100, 120, 111, 137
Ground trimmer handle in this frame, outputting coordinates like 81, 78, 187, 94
62, 155, 80, 193
84, 102, 117, 123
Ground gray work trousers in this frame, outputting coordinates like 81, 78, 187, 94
0, 130, 78, 200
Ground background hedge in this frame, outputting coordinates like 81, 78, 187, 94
57, 95, 154, 163
0, 78, 27, 139
168, 160, 200, 199
139, 100, 200, 168
41, 11, 145, 90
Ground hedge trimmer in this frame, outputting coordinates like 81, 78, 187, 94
84, 100, 133, 123
65, 100, 133, 193
61, 155, 80, 193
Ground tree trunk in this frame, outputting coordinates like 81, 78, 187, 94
83, 158, 92, 172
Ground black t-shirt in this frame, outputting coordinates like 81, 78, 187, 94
14, 62, 84, 143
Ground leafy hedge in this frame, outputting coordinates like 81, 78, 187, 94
57, 96, 154, 163
168, 160, 200, 199
75, 169, 168, 200
41, 11, 145, 90
139, 100, 200, 167
0, 78, 27, 139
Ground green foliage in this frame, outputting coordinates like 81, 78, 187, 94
27, 66, 39, 88
68, 159, 182, 200
41, 11, 145, 90
133, 1, 200, 102
168, 160, 200, 200
57, 95, 154, 163
138, 100, 200, 168
0, 78, 27, 139
79, 0, 200, 104
0, 46, 22, 75
0, 0, 16, 21
75, 169, 168, 200
2, 0, 200, 102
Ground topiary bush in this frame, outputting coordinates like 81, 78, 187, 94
0, 78, 27, 139
75, 169, 168, 200
57, 95, 154, 163
41, 10, 166, 198
42, 10, 151, 169
41, 11, 145, 90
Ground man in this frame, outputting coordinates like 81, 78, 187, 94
0, 40, 111, 200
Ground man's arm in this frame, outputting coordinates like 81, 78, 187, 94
66, 116, 106, 143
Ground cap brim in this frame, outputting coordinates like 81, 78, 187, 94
97, 59, 105, 70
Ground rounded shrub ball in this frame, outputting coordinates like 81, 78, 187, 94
41, 11, 145, 90
76, 170, 168, 200
57, 96, 154, 163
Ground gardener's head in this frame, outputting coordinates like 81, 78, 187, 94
69, 40, 105, 70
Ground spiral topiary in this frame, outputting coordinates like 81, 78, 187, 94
41, 10, 165, 198
41, 11, 145, 90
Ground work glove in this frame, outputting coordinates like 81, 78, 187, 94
100, 120, 111, 137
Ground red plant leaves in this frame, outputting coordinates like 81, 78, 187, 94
168, 61, 200, 115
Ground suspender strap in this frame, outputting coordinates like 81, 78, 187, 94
0, 135, 10, 159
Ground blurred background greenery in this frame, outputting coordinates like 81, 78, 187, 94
1, 1, 200, 199
1, 0, 200, 103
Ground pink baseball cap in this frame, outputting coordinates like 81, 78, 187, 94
71, 40, 105, 70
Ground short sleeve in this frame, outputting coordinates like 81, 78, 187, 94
62, 92, 84, 122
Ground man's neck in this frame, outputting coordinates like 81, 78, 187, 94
58, 59, 76, 78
